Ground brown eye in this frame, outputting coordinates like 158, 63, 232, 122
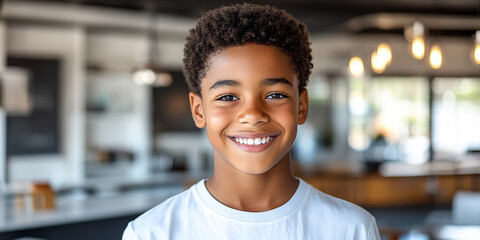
217, 95, 239, 101
266, 93, 288, 99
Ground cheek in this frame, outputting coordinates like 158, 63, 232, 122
209, 107, 233, 121
206, 107, 234, 133
271, 104, 299, 142
271, 103, 298, 124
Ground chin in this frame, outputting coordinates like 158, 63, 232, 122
234, 162, 278, 175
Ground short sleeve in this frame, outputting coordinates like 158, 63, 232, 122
368, 217, 381, 240
122, 222, 140, 240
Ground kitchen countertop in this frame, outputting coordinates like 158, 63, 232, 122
0, 186, 183, 233
0, 171, 212, 233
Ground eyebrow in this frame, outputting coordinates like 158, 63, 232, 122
209, 79, 240, 90
262, 78, 293, 87
209, 77, 293, 91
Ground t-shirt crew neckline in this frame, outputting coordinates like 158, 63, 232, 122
195, 178, 309, 223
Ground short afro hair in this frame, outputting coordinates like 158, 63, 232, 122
183, 3, 313, 96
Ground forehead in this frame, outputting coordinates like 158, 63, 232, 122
201, 44, 298, 89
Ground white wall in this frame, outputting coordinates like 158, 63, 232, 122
6, 24, 86, 186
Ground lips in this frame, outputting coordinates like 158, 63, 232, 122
228, 133, 279, 152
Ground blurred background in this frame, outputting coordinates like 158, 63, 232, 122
0, 0, 480, 239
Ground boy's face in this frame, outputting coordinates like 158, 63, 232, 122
189, 44, 309, 174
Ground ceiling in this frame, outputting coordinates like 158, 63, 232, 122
28, 0, 480, 34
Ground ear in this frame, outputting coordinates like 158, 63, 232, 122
297, 89, 309, 125
189, 92, 206, 128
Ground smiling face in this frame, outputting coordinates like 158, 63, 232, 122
189, 44, 309, 175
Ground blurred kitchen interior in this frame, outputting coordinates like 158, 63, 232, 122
1, 0, 480, 239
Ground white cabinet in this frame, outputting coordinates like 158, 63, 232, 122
83, 30, 155, 181
84, 71, 151, 180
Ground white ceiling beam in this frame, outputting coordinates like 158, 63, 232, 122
343, 13, 480, 32
1, 0, 195, 34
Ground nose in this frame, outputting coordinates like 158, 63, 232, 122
237, 98, 269, 125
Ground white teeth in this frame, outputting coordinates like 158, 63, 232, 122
234, 137, 272, 146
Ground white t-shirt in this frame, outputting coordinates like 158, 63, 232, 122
123, 178, 380, 240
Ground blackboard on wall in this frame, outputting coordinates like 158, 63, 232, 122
6, 57, 60, 156
152, 71, 199, 133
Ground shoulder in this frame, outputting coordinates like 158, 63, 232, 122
303, 180, 374, 222
138, 187, 195, 220
124, 183, 200, 239
299, 179, 380, 239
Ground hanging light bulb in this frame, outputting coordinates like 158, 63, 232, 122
474, 30, 480, 65
349, 57, 364, 77
411, 22, 425, 60
133, 63, 173, 86
376, 43, 392, 66
429, 44, 442, 69
132, 13, 173, 87
133, 68, 156, 85
412, 37, 425, 59
371, 51, 386, 73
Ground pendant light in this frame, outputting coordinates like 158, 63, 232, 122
429, 44, 443, 69
473, 30, 480, 65
411, 22, 425, 60
132, 13, 172, 87
371, 51, 386, 73
371, 43, 392, 73
349, 57, 364, 77
376, 43, 392, 66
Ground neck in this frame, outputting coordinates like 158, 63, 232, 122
205, 153, 299, 212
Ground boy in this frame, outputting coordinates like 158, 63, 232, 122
123, 3, 380, 240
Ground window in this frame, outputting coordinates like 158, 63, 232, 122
349, 77, 430, 164
432, 77, 480, 159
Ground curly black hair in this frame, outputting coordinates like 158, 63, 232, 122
183, 3, 313, 96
